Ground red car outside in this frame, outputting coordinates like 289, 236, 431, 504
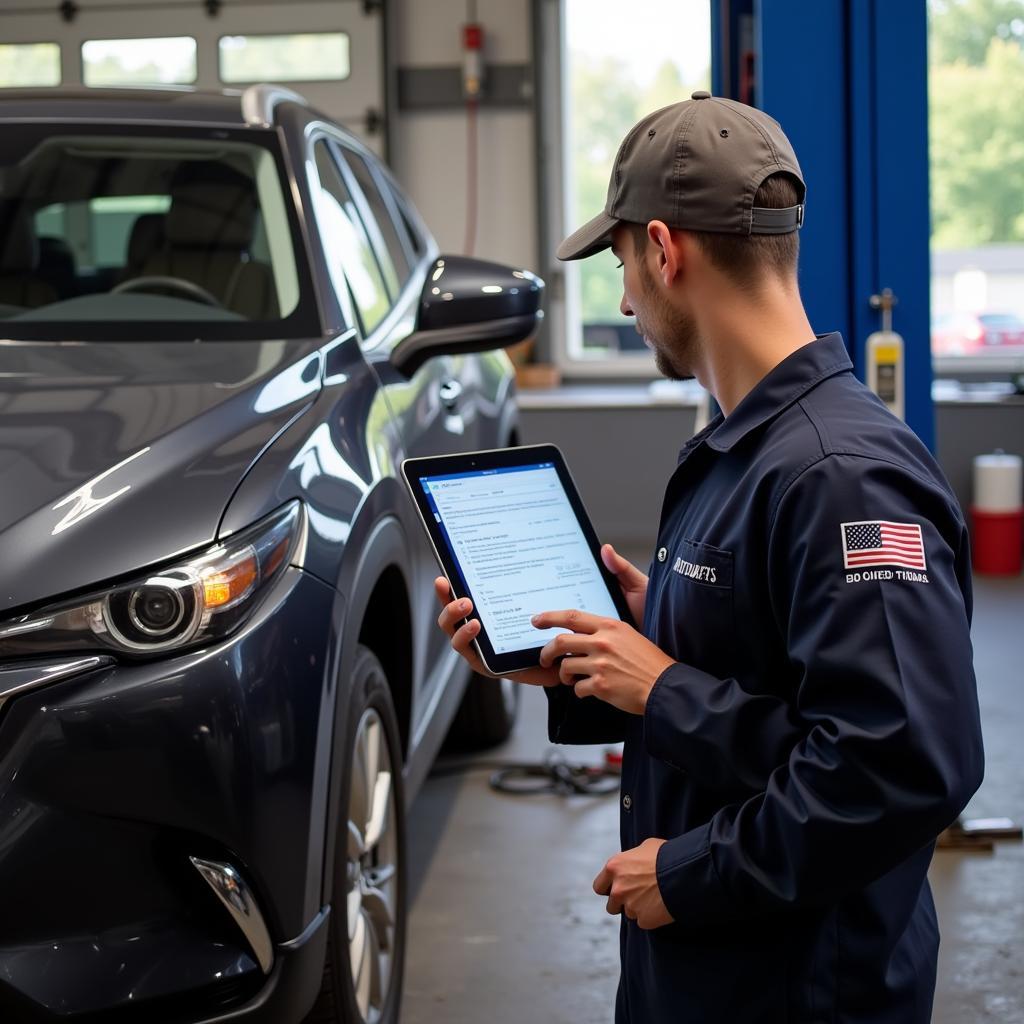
932, 312, 1024, 355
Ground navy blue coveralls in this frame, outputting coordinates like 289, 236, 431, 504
547, 333, 984, 1023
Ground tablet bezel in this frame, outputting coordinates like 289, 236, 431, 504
402, 443, 635, 676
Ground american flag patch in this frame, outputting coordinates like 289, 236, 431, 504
841, 521, 926, 570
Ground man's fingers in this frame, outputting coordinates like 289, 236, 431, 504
531, 608, 608, 634
601, 544, 648, 590
538, 632, 600, 668
433, 577, 452, 606
436, 596, 474, 635
606, 896, 624, 916
593, 866, 613, 896
450, 618, 481, 655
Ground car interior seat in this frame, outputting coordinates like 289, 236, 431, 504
0, 206, 58, 309
121, 213, 167, 283
131, 162, 278, 319
37, 236, 78, 299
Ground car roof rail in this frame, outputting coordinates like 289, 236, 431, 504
241, 83, 310, 128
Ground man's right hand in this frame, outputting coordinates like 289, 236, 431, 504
601, 544, 649, 625
434, 578, 560, 688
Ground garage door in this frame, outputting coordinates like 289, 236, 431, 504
0, 0, 385, 154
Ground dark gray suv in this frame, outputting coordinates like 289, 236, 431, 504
0, 85, 541, 1023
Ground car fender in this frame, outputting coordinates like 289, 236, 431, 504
316, 506, 413, 910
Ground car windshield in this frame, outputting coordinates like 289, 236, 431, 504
0, 123, 320, 340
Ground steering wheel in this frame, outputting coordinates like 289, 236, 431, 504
111, 276, 224, 308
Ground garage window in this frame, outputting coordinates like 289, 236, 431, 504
0, 43, 61, 88
218, 32, 350, 84
539, 0, 712, 376
928, 0, 1024, 376
81, 37, 197, 87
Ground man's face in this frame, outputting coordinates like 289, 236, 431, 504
611, 224, 699, 381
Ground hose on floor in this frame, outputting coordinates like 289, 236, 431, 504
430, 749, 621, 797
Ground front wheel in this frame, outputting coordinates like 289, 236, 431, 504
445, 672, 521, 751
306, 645, 406, 1024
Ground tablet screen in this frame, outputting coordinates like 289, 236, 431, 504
419, 460, 621, 654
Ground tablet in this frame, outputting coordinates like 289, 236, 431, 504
402, 444, 633, 675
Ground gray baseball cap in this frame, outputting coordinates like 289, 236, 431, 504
557, 91, 806, 261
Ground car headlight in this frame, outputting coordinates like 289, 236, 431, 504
0, 501, 303, 660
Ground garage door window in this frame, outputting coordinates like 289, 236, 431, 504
81, 37, 197, 87
218, 32, 350, 84
0, 43, 61, 87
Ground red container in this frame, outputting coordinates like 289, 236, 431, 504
971, 507, 1023, 575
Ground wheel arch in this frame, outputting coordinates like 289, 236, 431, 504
320, 512, 415, 911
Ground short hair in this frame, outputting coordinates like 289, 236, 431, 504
629, 172, 801, 288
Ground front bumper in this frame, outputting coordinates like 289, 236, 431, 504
0, 566, 342, 1021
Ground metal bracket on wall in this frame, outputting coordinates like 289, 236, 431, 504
397, 64, 533, 111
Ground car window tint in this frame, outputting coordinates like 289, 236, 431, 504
389, 185, 424, 258
313, 140, 390, 335
343, 149, 409, 291
0, 125, 314, 339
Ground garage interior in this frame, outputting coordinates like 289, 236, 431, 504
0, 0, 1022, 1022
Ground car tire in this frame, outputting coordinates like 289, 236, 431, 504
445, 673, 521, 751
306, 645, 407, 1024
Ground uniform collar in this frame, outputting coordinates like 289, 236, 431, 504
704, 332, 852, 453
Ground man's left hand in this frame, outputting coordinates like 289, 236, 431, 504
533, 610, 675, 715
593, 838, 674, 930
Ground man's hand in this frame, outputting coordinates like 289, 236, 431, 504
600, 543, 648, 625
533, 610, 675, 715
593, 838, 674, 930
433, 578, 560, 688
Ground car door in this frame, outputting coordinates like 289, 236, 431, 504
306, 131, 478, 730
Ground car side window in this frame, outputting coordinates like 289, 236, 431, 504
312, 139, 390, 335
341, 148, 411, 292
388, 183, 425, 260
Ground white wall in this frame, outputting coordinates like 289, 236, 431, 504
390, 0, 539, 272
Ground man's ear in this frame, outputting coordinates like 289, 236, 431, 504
648, 220, 683, 286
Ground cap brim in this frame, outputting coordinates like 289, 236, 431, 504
556, 210, 618, 261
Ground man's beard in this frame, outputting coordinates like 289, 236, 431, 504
636, 258, 699, 381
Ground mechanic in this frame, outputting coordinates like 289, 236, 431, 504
435, 92, 984, 1023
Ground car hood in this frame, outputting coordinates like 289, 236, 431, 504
0, 338, 323, 616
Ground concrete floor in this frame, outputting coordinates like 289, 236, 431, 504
404, 572, 1024, 1023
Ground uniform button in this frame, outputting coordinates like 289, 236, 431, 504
622, 794, 632, 811
657, 547, 668, 563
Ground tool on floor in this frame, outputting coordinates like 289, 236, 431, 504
936, 816, 1023, 852
430, 749, 621, 797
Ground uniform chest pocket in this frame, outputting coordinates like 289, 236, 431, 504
669, 538, 734, 590
660, 538, 735, 674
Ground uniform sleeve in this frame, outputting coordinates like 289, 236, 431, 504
643, 662, 803, 797
654, 454, 984, 926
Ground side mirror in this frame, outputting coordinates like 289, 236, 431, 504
389, 255, 544, 378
